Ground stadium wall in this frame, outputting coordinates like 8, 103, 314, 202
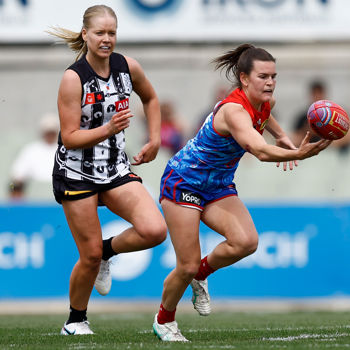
1, 43, 350, 201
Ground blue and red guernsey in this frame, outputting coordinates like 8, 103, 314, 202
168, 88, 271, 193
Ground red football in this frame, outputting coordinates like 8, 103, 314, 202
307, 100, 349, 140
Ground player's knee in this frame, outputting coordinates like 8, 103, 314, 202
81, 247, 103, 271
227, 232, 258, 258
237, 233, 258, 256
177, 261, 201, 282
139, 220, 167, 246
245, 237, 258, 256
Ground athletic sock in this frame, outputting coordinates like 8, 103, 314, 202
194, 256, 215, 281
157, 304, 176, 324
102, 237, 117, 261
66, 306, 87, 324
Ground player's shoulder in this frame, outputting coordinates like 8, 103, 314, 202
123, 56, 145, 84
220, 101, 247, 115
59, 69, 82, 99
219, 102, 253, 129
63, 68, 80, 80
59, 70, 81, 93
66, 56, 86, 74
60, 69, 81, 88
124, 55, 143, 73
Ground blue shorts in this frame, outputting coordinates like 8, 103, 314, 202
159, 165, 237, 211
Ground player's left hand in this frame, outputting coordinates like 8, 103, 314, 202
131, 139, 160, 165
275, 135, 298, 171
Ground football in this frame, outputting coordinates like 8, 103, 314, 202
307, 100, 349, 140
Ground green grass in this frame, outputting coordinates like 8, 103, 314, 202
0, 311, 350, 349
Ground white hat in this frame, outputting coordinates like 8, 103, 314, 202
39, 113, 59, 133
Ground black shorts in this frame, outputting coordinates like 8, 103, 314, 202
52, 172, 142, 204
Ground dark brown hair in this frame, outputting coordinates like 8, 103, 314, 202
213, 44, 276, 88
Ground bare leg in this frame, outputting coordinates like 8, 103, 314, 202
201, 196, 258, 270
99, 182, 167, 253
62, 195, 102, 310
160, 199, 202, 311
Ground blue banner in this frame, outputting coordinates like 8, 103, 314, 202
0, 203, 349, 299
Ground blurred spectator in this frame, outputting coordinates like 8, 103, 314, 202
160, 101, 185, 155
291, 80, 325, 146
8, 113, 59, 199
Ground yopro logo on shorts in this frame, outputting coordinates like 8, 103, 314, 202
180, 190, 202, 206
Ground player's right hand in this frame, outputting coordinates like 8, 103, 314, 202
298, 132, 332, 159
107, 109, 133, 135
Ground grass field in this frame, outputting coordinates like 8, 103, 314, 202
1, 311, 350, 349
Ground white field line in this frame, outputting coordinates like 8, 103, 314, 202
139, 326, 350, 334
262, 333, 348, 342
184, 325, 350, 332
68, 344, 97, 349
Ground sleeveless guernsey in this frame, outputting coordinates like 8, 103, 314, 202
53, 53, 133, 184
168, 88, 271, 192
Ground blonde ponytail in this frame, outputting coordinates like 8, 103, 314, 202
47, 27, 87, 61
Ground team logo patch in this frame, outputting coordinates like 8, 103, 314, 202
180, 190, 202, 206
260, 118, 269, 130
115, 98, 129, 112
85, 92, 105, 105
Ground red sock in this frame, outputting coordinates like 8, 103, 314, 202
194, 256, 215, 281
157, 304, 176, 324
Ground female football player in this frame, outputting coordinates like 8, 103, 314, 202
50, 5, 167, 335
153, 44, 332, 342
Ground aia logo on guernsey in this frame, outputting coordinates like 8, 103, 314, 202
115, 98, 129, 112
85, 92, 105, 104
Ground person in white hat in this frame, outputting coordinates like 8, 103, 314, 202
9, 113, 59, 199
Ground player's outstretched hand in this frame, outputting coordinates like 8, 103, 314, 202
132, 139, 160, 165
297, 132, 332, 160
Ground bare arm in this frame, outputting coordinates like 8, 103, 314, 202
215, 103, 331, 162
265, 114, 299, 170
58, 69, 133, 150
126, 56, 161, 165
263, 97, 295, 148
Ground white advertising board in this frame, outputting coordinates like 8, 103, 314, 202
0, 0, 349, 43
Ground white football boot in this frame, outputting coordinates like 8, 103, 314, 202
60, 321, 94, 335
190, 278, 211, 316
153, 314, 189, 342
94, 259, 112, 296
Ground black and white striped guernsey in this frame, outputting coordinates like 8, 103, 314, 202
53, 53, 133, 184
